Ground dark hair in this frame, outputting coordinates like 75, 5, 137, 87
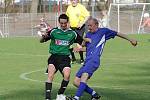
58, 14, 69, 22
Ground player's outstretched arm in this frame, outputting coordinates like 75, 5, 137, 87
117, 32, 137, 46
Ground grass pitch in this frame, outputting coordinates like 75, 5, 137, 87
0, 34, 150, 100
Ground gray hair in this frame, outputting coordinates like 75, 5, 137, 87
88, 17, 99, 26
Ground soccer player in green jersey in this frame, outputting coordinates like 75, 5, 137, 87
40, 14, 83, 100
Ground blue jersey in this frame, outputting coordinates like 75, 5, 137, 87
85, 28, 117, 63
76, 28, 117, 78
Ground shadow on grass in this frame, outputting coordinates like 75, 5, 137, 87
1, 86, 150, 100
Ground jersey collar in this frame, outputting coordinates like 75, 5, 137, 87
58, 27, 72, 32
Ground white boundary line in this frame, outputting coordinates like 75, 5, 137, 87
20, 69, 60, 85
19, 69, 132, 90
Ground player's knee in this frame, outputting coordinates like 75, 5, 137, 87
73, 78, 80, 87
80, 73, 89, 82
63, 74, 70, 80
63, 67, 71, 80
47, 64, 55, 77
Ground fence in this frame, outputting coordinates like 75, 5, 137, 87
0, 13, 57, 37
0, 10, 150, 38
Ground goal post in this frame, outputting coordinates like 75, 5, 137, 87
108, 3, 150, 34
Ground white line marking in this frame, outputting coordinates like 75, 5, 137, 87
19, 69, 60, 85
18, 69, 135, 90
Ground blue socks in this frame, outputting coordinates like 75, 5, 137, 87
85, 85, 94, 95
75, 82, 87, 97
74, 82, 96, 99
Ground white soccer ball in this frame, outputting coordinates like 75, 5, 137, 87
37, 31, 42, 37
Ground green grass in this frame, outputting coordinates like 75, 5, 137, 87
0, 34, 150, 100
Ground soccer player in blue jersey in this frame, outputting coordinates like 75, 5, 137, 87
66, 17, 137, 100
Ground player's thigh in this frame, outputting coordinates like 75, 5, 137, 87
48, 64, 56, 77
48, 55, 59, 72
57, 55, 71, 76
78, 60, 99, 77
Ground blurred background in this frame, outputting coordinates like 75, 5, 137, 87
0, 0, 150, 37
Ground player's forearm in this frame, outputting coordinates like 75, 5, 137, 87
117, 32, 137, 46
117, 32, 132, 42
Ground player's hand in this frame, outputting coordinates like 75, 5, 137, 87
130, 39, 137, 46
73, 47, 81, 52
84, 38, 91, 43
73, 46, 82, 52
42, 33, 49, 38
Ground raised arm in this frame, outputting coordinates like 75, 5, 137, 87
117, 32, 137, 46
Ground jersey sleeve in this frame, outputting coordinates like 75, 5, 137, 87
105, 28, 117, 40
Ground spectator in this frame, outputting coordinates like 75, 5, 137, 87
141, 13, 150, 33
0, 29, 4, 38
66, 0, 90, 64
34, 17, 51, 36
99, 10, 108, 28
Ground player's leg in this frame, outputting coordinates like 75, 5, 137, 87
66, 61, 101, 100
45, 64, 56, 100
69, 48, 76, 63
73, 76, 98, 97
67, 74, 101, 100
59, 67, 70, 93
79, 51, 84, 64
76, 25, 85, 64
45, 55, 57, 100
69, 73, 89, 100
56, 67, 71, 100
56, 56, 71, 100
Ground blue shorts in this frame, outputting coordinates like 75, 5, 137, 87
76, 59, 100, 78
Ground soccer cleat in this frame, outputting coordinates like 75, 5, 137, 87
56, 94, 66, 100
91, 93, 101, 100
66, 96, 77, 100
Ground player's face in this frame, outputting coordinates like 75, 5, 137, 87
71, 0, 78, 7
59, 19, 68, 30
87, 20, 98, 33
